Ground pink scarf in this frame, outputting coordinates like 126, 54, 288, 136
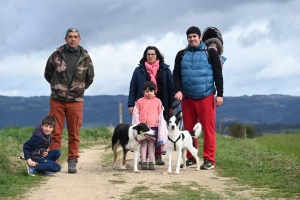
145, 60, 160, 93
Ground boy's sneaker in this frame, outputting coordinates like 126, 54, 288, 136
155, 158, 165, 165
27, 164, 35, 176
180, 159, 196, 168
200, 160, 215, 170
67, 158, 77, 173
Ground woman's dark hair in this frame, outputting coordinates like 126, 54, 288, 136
139, 46, 165, 64
142, 81, 156, 91
42, 116, 56, 127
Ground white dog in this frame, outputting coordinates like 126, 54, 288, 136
167, 111, 202, 175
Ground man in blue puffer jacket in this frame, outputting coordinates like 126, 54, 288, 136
173, 26, 224, 170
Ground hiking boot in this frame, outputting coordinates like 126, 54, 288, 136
155, 157, 165, 165
180, 159, 196, 168
67, 158, 77, 173
149, 162, 155, 170
200, 160, 215, 170
141, 162, 149, 170
27, 164, 35, 176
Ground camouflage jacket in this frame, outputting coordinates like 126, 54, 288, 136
44, 45, 95, 102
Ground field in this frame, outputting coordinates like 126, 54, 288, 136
0, 126, 299, 199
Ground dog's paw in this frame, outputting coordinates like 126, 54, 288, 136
112, 163, 116, 169
134, 169, 140, 173
120, 166, 126, 170
182, 168, 186, 171
167, 170, 172, 174
174, 171, 180, 175
195, 168, 200, 171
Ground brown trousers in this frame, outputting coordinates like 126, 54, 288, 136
49, 99, 83, 160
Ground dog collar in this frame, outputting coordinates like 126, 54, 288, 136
132, 131, 141, 143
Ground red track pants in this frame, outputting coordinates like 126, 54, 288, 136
181, 94, 216, 164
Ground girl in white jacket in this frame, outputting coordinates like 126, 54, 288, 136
132, 81, 168, 170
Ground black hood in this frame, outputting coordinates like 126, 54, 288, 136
202, 27, 224, 55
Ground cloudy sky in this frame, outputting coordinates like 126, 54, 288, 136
1, 0, 299, 98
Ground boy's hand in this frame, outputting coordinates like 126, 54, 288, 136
42, 150, 49, 157
27, 159, 37, 167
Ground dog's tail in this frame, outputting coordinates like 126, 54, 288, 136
193, 123, 202, 138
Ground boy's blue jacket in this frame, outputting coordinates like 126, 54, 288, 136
23, 125, 51, 161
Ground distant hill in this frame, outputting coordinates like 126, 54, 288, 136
0, 94, 299, 128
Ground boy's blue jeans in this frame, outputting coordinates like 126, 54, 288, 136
35, 149, 61, 173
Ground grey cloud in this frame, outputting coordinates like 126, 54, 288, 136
2, 0, 298, 57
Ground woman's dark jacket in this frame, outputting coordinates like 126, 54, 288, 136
128, 62, 175, 118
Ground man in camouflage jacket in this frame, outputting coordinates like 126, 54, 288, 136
44, 28, 95, 173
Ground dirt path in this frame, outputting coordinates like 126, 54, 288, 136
24, 146, 260, 200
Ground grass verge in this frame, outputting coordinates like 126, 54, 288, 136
0, 126, 112, 199
0, 126, 299, 199
215, 133, 300, 199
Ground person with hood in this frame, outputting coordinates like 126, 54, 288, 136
173, 26, 224, 170
128, 46, 175, 165
202, 26, 226, 67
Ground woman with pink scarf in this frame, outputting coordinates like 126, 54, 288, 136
128, 46, 175, 166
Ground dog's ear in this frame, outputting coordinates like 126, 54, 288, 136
174, 111, 182, 125
175, 110, 182, 120
132, 124, 139, 130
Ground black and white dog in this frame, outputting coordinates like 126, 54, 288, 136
167, 111, 202, 175
112, 123, 156, 173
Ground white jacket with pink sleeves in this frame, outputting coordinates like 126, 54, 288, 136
132, 96, 168, 151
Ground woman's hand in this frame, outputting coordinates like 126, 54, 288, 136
169, 108, 174, 116
128, 107, 134, 115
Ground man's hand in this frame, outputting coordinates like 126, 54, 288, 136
174, 91, 183, 101
216, 96, 223, 107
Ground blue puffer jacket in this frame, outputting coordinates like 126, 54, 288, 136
181, 43, 215, 98
128, 63, 175, 112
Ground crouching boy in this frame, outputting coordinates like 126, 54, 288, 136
23, 116, 61, 176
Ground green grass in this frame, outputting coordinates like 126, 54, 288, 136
0, 126, 112, 199
215, 133, 300, 199
0, 126, 300, 199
